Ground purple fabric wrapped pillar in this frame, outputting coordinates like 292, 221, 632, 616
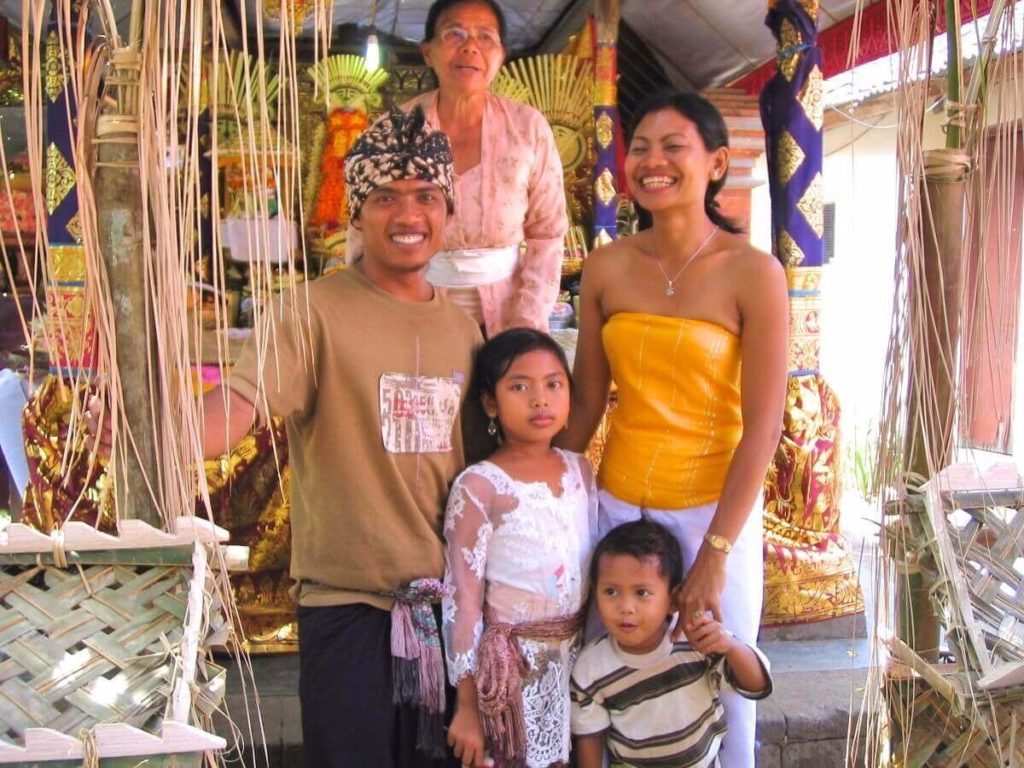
759, 0, 864, 627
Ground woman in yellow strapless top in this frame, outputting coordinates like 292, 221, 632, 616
560, 92, 788, 768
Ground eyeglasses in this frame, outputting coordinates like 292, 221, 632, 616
437, 26, 502, 51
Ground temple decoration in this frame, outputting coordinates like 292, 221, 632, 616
734, 0, 997, 95
492, 55, 594, 205
0, 174, 36, 242
0, 18, 23, 107
215, 127, 297, 264
758, 0, 864, 626
159, 53, 309, 653
21, 379, 114, 532
205, 419, 297, 650
381, 66, 438, 107
203, 54, 297, 264
591, 3, 621, 247
491, 53, 594, 276
303, 54, 388, 263
207, 52, 282, 223
206, 52, 281, 127
43, 10, 92, 377
44, 28, 63, 102
262, 0, 314, 26
17, 8, 95, 525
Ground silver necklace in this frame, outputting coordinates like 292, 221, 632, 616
653, 226, 718, 297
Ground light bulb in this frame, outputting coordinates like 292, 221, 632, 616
365, 33, 381, 72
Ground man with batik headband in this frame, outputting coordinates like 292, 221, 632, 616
345, 105, 456, 221
202, 106, 478, 767
82, 107, 477, 765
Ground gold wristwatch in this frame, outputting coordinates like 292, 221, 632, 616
703, 533, 733, 554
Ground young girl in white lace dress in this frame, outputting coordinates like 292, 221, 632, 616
443, 328, 598, 768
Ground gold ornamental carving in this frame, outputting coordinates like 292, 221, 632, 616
777, 228, 805, 267
787, 337, 821, 374
788, 292, 823, 373
769, 1, 819, 23
798, 0, 820, 21
49, 243, 87, 282
797, 173, 824, 238
778, 20, 803, 82
44, 282, 95, 372
45, 30, 64, 103
64, 214, 83, 244
762, 373, 865, 625
777, 130, 805, 186
595, 168, 616, 206
596, 112, 614, 150
45, 143, 76, 216
263, 0, 313, 26
790, 293, 821, 335
786, 265, 822, 292
799, 65, 824, 131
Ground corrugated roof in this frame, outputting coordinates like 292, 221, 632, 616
824, 3, 1024, 107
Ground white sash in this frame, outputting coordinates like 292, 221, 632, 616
426, 245, 520, 288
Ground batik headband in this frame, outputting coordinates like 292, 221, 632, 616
344, 106, 455, 220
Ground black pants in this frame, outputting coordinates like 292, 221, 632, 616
298, 603, 459, 768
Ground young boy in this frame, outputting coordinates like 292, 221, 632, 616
570, 520, 772, 768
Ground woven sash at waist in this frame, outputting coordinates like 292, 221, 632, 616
361, 578, 450, 759
475, 611, 583, 764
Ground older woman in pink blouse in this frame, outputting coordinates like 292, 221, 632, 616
409, 0, 568, 336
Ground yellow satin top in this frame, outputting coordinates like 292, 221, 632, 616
598, 312, 742, 510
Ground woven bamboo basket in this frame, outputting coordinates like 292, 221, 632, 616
885, 466, 1024, 766
0, 518, 229, 765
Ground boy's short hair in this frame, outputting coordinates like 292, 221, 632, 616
590, 519, 684, 591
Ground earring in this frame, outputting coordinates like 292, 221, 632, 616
487, 419, 497, 436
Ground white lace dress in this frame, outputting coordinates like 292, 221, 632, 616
442, 448, 598, 768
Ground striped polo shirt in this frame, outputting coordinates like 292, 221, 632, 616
570, 633, 772, 767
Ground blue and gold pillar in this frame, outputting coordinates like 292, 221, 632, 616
43, 3, 92, 376
759, 0, 864, 626
591, 1, 620, 248
20, 4, 114, 534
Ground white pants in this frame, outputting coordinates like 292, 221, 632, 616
597, 490, 764, 768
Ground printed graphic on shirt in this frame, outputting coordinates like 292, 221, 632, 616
379, 373, 460, 453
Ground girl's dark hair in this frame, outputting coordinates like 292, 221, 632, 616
424, 0, 507, 45
589, 519, 684, 593
629, 91, 744, 235
471, 328, 573, 404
